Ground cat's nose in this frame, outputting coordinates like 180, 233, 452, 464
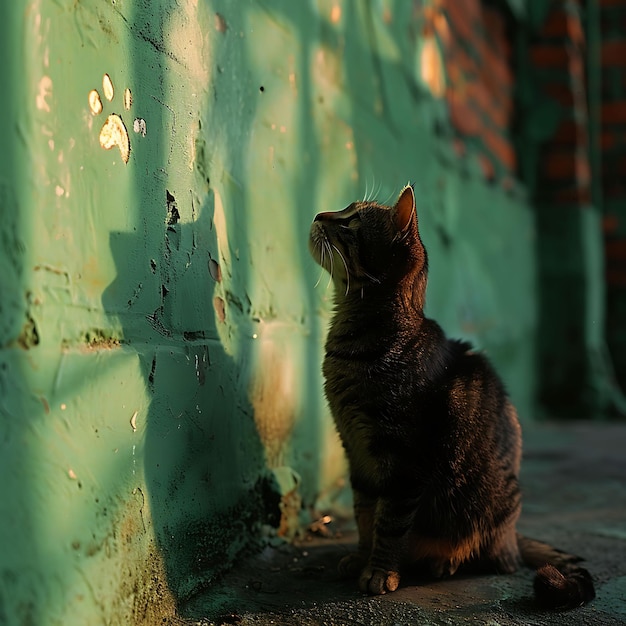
314, 212, 334, 222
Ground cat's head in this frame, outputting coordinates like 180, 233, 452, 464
309, 185, 427, 305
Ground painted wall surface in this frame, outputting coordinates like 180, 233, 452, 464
0, 1, 534, 623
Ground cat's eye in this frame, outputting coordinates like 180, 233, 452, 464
340, 217, 361, 230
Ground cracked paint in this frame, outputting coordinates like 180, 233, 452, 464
99, 114, 130, 164
36, 75, 52, 112
88, 73, 141, 164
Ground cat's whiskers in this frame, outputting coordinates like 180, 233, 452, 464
331, 243, 351, 296
324, 239, 334, 292
313, 241, 326, 289
363, 270, 380, 285
373, 180, 382, 202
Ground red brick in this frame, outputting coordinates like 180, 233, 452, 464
466, 81, 511, 129
444, 2, 477, 46
478, 153, 496, 180
483, 7, 506, 42
482, 128, 517, 171
543, 83, 576, 107
531, 44, 571, 67
444, 42, 479, 80
541, 10, 585, 43
606, 239, 626, 260
603, 181, 626, 198
601, 41, 626, 66
603, 214, 620, 234
601, 132, 616, 150
483, 7, 512, 59
542, 150, 591, 183
445, 56, 463, 85
478, 39, 514, 87
531, 45, 585, 78
447, 88, 483, 136
615, 155, 626, 175
553, 186, 591, 205
602, 101, 626, 124
447, 0, 482, 22
553, 120, 587, 145
606, 269, 626, 287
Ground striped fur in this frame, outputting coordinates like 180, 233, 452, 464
309, 186, 594, 608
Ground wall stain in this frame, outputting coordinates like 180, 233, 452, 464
61, 329, 121, 352
165, 190, 180, 226
15, 314, 40, 349
213, 296, 226, 323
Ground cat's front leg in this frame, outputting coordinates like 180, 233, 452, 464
358, 497, 415, 595
338, 490, 375, 578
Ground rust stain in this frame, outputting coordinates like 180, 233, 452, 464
250, 337, 297, 467
215, 12, 228, 33
213, 296, 226, 322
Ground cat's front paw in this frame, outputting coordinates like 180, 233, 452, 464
338, 552, 367, 578
358, 566, 401, 595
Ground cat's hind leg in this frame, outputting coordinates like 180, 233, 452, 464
480, 523, 521, 575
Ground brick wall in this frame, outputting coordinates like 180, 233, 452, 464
530, 2, 591, 207
599, 0, 626, 386
421, 0, 625, 416
520, 0, 626, 416
427, 0, 516, 184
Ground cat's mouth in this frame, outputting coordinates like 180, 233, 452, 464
309, 220, 351, 291
309, 221, 335, 273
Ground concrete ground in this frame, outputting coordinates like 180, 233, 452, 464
180, 423, 626, 625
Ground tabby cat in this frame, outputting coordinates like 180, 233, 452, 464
308, 185, 595, 609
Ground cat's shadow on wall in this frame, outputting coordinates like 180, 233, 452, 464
102, 191, 272, 607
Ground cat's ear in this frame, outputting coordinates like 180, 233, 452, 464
393, 184, 416, 233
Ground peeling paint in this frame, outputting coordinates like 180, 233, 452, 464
215, 12, 228, 33
89, 74, 137, 164
88, 89, 103, 115
133, 117, 147, 136
208, 257, 221, 282
123, 87, 132, 110
36, 75, 52, 112
16, 314, 40, 349
99, 114, 130, 164
213, 296, 226, 323
166, 190, 179, 225
102, 73, 114, 101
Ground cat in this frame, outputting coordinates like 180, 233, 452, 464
308, 184, 595, 609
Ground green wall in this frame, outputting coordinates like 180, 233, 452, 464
0, 1, 534, 623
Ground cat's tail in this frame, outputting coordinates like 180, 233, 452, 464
517, 534, 595, 610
